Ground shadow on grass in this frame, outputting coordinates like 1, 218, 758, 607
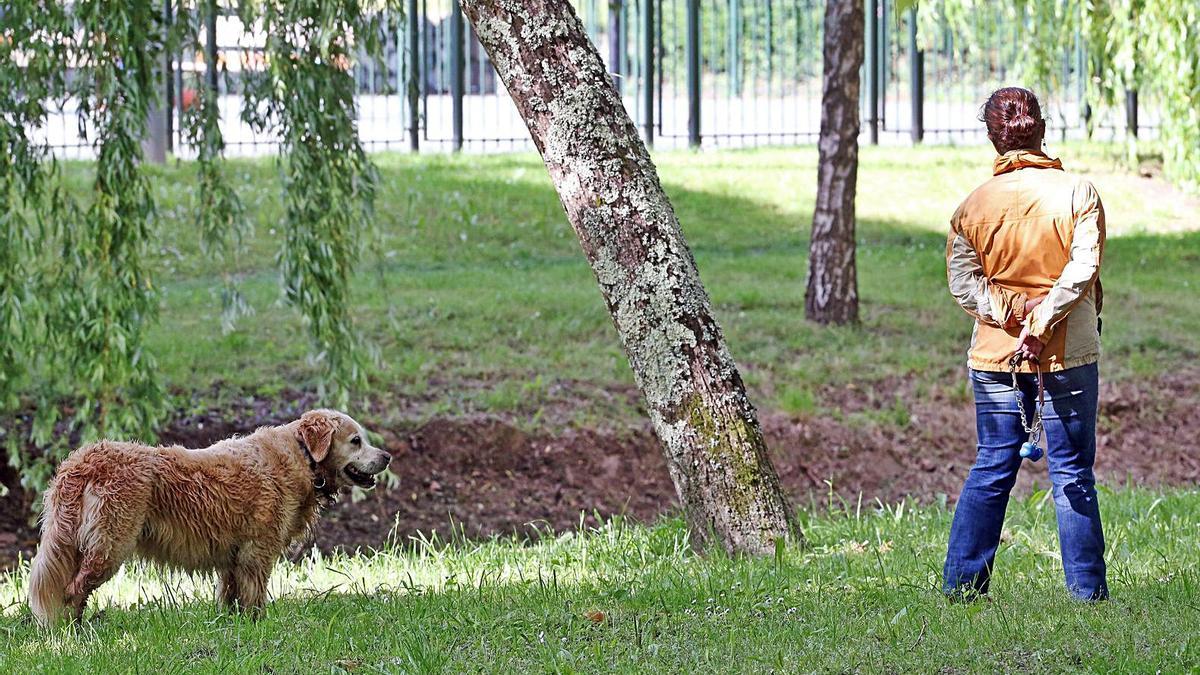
26, 153, 1190, 410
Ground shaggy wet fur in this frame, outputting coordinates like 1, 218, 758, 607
27, 409, 391, 626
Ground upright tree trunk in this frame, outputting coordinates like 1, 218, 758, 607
805, 0, 863, 325
460, 0, 797, 555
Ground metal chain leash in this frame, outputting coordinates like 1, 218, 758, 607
1009, 353, 1046, 462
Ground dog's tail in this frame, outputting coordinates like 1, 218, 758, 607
28, 480, 81, 627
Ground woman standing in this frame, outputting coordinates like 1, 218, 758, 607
942, 87, 1108, 601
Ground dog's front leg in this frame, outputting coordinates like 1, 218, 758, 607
232, 565, 271, 617
230, 545, 276, 617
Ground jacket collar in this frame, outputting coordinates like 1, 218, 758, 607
993, 149, 1064, 176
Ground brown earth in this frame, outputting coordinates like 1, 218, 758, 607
1, 368, 1197, 570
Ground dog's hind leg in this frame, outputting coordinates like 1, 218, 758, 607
65, 487, 144, 621
217, 569, 239, 610
65, 547, 130, 622
231, 564, 271, 615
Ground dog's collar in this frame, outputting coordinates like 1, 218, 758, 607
296, 433, 338, 507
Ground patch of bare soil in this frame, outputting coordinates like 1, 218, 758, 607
2, 368, 1197, 570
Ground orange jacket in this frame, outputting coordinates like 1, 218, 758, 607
946, 150, 1105, 373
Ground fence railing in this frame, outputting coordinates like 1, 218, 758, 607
29, 0, 1154, 159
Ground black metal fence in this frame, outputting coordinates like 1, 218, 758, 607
32, 0, 1152, 158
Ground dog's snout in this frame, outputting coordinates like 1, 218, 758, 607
371, 451, 392, 473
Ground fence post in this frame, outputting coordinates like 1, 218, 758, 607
609, 0, 624, 94
865, 0, 879, 144
144, 104, 168, 163
656, 0, 663, 131
728, 0, 740, 96
206, 0, 218, 93
1125, 89, 1137, 139
407, 0, 420, 151
163, 0, 174, 154
765, 0, 773, 86
878, 0, 887, 130
174, 47, 184, 150
686, 0, 700, 148
199, 0, 219, 158
908, 8, 922, 144
642, 0, 654, 147
1075, 26, 1090, 131
450, 0, 465, 152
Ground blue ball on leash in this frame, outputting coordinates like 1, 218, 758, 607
1020, 441, 1044, 462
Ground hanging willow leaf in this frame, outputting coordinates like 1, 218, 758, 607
239, 0, 400, 405
180, 1, 254, 333
0, 4, 72, 437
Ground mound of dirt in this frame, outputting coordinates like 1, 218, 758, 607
2, 368, 1197, 569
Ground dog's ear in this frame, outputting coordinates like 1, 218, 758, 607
298, 411, 338, 462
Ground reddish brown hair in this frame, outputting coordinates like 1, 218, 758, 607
980, 87, 1046, 154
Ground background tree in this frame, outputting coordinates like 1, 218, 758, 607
804, 0, 863, 325
914, 0, 1199, 190
184, 0, 252, 333
0, 1, 166, 489
0, 0, 394, 493
459, 0, 798, 555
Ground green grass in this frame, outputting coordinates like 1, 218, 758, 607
46, 141, 1198, 420
3, 487, 1199, 672
8, 141, 1197, 672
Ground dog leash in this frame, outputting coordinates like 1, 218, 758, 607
1009, 352, 1046, 462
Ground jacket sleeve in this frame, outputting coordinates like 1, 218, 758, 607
946, 222, 1026, 328
1025, 179, 1106, 341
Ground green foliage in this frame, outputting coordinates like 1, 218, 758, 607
0, 4, 70, 420
52, 0, 167, 448
1138, 2, 1200, 188
1, 1, 166, 489
916, 0, 1200, 189
240, 0, 398, 404
0, 0, 397, 494
180, 5, 253, 334
3, 488, 1200, 670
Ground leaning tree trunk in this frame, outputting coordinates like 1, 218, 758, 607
460, 0, 797, 554
805, 0, 863, 325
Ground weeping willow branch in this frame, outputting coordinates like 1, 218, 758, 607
0, 1, 172, 492
1, 4, 74, 484
47, 0, 167, 449
240, 0, 398, 403
2, 0, 399, 498
1139, 2, 1200, 189
181, 2, 253, 332
916, 0, 1200, 190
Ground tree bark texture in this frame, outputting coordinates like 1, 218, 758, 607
805, 0, 863, 325
459, 0, 798, 554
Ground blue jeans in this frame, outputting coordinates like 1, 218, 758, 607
943, 362, 1108, 601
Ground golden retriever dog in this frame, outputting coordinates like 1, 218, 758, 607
28, 409, 390, 626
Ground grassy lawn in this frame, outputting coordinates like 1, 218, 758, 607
2, 487, 1198, 672
50, 141, 1193, 421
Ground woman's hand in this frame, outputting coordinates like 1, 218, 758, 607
1004, 294, 1046, 330
1016, 324, 1044, 362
